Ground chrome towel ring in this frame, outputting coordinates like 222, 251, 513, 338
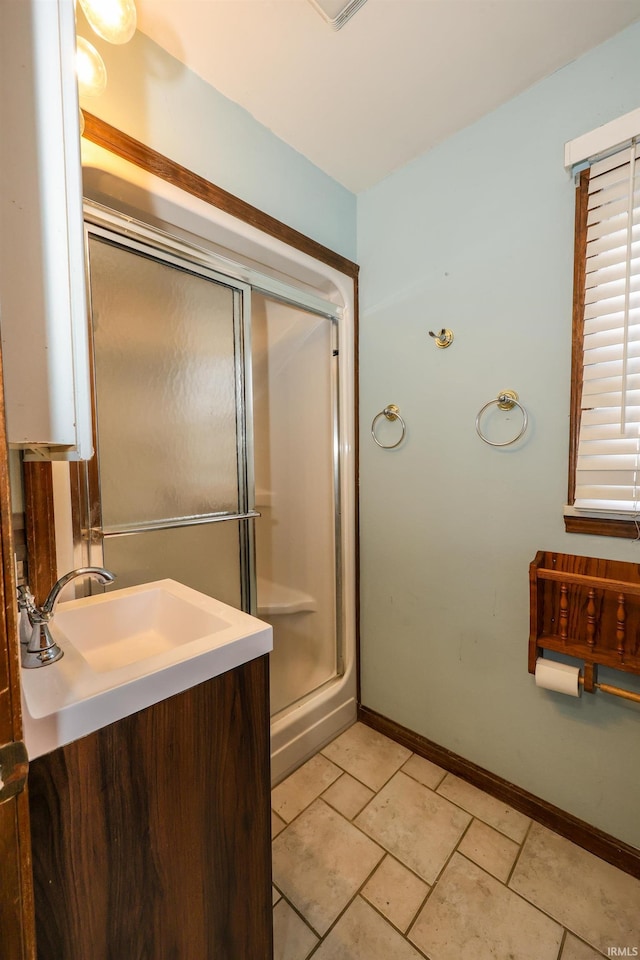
371, 404, 406, 449
476, 390, 528, 447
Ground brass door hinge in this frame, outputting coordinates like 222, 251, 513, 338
0, 741, 28, 804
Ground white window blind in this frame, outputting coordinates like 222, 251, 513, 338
574, 140, 640, 515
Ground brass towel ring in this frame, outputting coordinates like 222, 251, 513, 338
475, 390, 528, 447
371, 404, 406, 449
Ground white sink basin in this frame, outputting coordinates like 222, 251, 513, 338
56, 587, 232, 673
21, 579, 272, 759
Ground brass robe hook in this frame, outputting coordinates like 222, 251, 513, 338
428, 328, 454, 348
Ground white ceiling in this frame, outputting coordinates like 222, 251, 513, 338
136, 0, 640, 192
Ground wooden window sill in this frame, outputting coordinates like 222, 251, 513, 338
564, 515, 640, 540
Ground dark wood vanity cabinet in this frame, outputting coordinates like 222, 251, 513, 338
27, 654, 274, 960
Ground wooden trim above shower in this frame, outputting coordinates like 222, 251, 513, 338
81, 113, 359, 280
358, 705, 640, 880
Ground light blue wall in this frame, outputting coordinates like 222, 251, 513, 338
357, 21, 640, 848
85, 9, 640, 845
81, 20, 356, 260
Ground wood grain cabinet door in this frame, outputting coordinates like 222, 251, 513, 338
28, 656, 274, 960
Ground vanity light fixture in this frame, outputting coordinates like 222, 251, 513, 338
76, 35, 107, 98
306, 0, 369, 30
75, 0, 137, 126
78, 0, 137, 44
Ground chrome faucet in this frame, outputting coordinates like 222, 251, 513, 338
17, 567, 116, 669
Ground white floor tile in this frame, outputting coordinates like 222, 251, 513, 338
355, 770, 470, 883
458, 818, 521, 882
312, 896, 425, 960
272, 753, 342, 823
510, 822, 640, 956
272, 798, 384, 935
401, 753, 447, 790
362, 855, 429, 932
273, 900, 318, 960
321, 722, 411, 791
561, 932, 607, 959
322, 773, 375, 820
409, 853, 563, 960
437, 773, 531, 842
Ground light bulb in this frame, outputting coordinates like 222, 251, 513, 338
76, 36, 107, 98
79, 0, 137, 45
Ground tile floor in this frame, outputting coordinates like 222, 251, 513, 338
271, 722, 640, 960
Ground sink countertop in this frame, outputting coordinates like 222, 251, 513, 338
21, 579, 273, 759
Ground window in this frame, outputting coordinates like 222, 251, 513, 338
566, 125, 640, 538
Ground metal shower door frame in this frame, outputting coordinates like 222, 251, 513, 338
76, 208, 257, 614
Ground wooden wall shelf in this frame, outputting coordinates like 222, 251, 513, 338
529, 551, 640, 692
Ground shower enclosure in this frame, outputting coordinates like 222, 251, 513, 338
70, 205, 349, 774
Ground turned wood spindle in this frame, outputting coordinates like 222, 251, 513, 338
616, 593, 626, 661
559, 583, 569, 641
586, 588, 596, 651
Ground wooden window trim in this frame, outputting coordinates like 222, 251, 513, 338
565, 168, 640, 540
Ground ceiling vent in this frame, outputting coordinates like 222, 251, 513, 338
306, 0, 368, 30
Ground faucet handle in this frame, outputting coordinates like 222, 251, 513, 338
20, 569, 116, 669
17, 585, 37, 646
41, 567, 116, 617
17, 584, 35, 608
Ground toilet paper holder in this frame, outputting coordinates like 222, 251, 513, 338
530, 551, 640, 703
535, 655, 640, 703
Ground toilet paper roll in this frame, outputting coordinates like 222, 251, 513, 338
535, 658, 581, 697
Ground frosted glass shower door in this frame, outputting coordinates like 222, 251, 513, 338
252, 295, 339, 716
80, 231, 254, 609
